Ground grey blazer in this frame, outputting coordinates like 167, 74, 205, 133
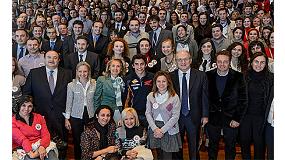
65, 79, 96, 119
145, 92, 181, 135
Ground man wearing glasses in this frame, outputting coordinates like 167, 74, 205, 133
170, 50, 209, 160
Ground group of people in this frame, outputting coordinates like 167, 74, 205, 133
12, 0, 274, 159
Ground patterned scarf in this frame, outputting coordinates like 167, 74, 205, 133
111, 76, 125, 107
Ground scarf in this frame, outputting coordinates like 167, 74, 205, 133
111, 76, 125, 107
94, 120, 109, 149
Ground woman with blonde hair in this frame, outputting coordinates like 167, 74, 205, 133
64, 62, 96, 159
94, 59, 126, 125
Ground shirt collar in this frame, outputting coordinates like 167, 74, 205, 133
78, 50, 87, 56
178, 68, 191, 76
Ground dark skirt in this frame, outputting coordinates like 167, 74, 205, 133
147, 121, 182, 152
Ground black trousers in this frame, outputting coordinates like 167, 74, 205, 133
156, 148, 173, 160
265, 122, 274, 160
70, 107, 92, 160
173, 114, 200, 160
239, 115, 265, 160
206, 123, 238, 160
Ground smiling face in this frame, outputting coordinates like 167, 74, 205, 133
76, 38, 88, 53
97, 108, 111, 127
233, 29, 243, 40
248, 30, 258, 42
123, 111, 136, 128
77, 64, 89, 81
162, 40, 173, 56
133, 58, 146, 75
19, 101, 33, 118
156, 75, 168, 93
113, 41, 124, 55
139, 40, 150, 55
231, 45, 243, 58
217, 54, 230, 73
201, 42, 213, 55
177, 26, 187, 38
251, 55, 266, 72
109, 60, 122, 77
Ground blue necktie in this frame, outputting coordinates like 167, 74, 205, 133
79, 54, 83, 62
153, 31, 157, 46
50, 41, 55, 50
18, 47, 24, 60
181, 73, 189, 116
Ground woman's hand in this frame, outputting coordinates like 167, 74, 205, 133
125, 149, 138, 159
106, 146, 119, 154
38, 146, 47, 160
28, 150, 39, 159
154, 128, 163, 138
65, 119, 71, 130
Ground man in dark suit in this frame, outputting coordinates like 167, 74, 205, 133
206, 50, 247, 160
64, 35, 100, 79
12, 29, 29, 60
88, 21, 108, 65
148, 15, 173, 59
62, 20, 85, 66
109, 10, 128, 38
42, 27, 64, 67
158, 9, 173, 31
23, 50, 72, 160
170, 50, 209, 160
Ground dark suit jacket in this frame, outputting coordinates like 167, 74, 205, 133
87, 34, 109, 62
41, 38, 63, 54
149, 29, 173, 59
23, 66, 72, 140
109, 22, 128, 38
62, 35, 76, 62
206, 69, 247, 126
170, 68, 209, 126
12, 43, 29, 60
64, 51, 100, 79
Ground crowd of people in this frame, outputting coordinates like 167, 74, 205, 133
12, 0, 274, 159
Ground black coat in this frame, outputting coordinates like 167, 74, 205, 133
206, 69, 248, 126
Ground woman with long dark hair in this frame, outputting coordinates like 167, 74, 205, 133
239, 52, 273, 160
227, 42, 248, 74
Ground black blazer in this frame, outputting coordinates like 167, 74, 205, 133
87, 34, 109, 61
109, 22, 128, 38
41, 38, 63, 54
149, 29, 173, 59
23, 66, 72, 119
12, 43, 29, 60
170, 68, 209, 126
64, 51, 100, 79
206, 69, 247, 126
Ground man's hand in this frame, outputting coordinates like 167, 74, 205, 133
201, 117, 208, 127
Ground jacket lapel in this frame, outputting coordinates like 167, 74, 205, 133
189, 69, 197, 93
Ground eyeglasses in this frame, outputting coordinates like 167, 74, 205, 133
176, 58, 190, 63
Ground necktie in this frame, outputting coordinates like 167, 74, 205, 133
153, 31, 157, 46
116, 23, 120, 31
19, 47, 24, 60
50, 41, 55, 50
202, 60, 207, 72
79, 54, 83, 62
181, 73, 189, 116
49, 70, 55, 94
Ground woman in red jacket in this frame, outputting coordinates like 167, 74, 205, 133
12, 95, 58, 160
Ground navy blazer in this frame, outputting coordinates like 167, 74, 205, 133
12, 43, 29, 60
170, 68, 209, 126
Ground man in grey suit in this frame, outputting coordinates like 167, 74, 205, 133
148, 15, 173, 59
170, 50, 209, 160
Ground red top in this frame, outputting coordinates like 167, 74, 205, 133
12, 113, 51, 152
265, 47, 274, 59
256, 0, 271, 13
